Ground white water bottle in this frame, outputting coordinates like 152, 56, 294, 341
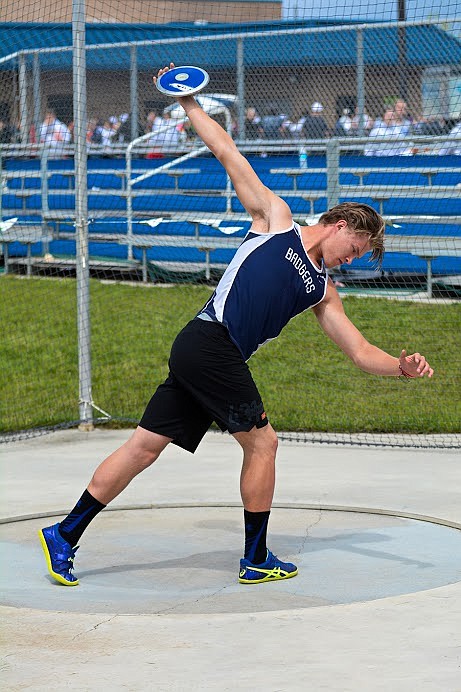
299, 146, 307, 169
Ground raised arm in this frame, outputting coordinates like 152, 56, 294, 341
154, 64, 292, 232
312, 281, 434, 378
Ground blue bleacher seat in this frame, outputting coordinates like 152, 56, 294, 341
8, 177, 41, 190
432, 172, 461, 186
363, 172, 428, 186
49, 240, 76, 255
297, 173, 328, 190
341, 251, 461, 275
383, 198, 461, 216
388, 223, 461, 237
48, 174, 74, 190
178, 173, 227, 191
133, 194, 227, 213
132, 174, 176, 190
1, 194, 25, 210
197, 224, 248, 238
259, 173, 299, 191
137, 246, 205, 263
88, 173, 123, 190
88, 195, 126, 211
46, 194, 75, 210
1, 240, 43, 257
137, 246, 237, 265
87, 218, 127, 233
432, 257, 461, 274
134, 222, 196, 237
88, 242, 128, 259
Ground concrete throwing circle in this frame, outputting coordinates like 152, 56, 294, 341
1, 506, 461, 615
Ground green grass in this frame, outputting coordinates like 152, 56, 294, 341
1, 276, 460, 434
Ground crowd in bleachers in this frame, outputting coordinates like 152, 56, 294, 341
243, 98, 460, 156
1, 97, 459, 160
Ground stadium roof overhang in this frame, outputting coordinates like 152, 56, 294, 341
0, 19, 460, 70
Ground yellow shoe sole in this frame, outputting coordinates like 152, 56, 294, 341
38, 529, 79, 586
239, 567, 298, 584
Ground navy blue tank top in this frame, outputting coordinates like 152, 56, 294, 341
198, 223, 328, 360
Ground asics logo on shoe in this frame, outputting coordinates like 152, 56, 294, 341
239, 550, 298, 584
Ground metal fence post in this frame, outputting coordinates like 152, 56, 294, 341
236, 36, 245, 142
73, 0, 93, 430
18, 53, 28, 144
356, 27, 365, 137
130, 45, 138, 142
32, 52, 41, 145
326, 138, 340, 210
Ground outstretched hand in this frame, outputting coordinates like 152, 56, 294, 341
153, 62, 175, 89
399, 349, 434, 378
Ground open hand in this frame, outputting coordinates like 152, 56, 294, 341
399, 349, 434, 378
153, 62, 175, 88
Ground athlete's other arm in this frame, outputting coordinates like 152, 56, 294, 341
154, 64, 291, 232
312, 281, 434, 377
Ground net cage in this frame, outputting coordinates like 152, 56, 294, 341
0, 0, 460, 447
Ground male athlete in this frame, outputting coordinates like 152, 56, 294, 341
38, 64, 433, 587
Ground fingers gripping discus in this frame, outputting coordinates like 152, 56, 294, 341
156, 66, 210, 97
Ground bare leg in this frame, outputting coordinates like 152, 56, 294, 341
233, 423, 278, 511
87, 426, 172, 505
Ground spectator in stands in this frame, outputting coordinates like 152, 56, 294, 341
39, 109, 71, 158
389, 99, 414, 155
145, 109, 164, 158
160, 109, 184, 152
260, 108, 287, 139
86, 117, 98, 144
93, 117, 120, 156
244, 107, 264, 140
116, 113, 132, 143
393, 99, 412, 132
0, 118, 13, 144
438, 121, 461, 156
412, 114, 447, 138
333, 108, 352, 137
349, 106, 374, 136
145, 109, 162, 135
364, 107, 411, 157
300, 102, 329, 140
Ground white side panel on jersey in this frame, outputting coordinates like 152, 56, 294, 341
213, 233, 273, 322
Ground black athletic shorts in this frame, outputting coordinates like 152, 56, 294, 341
139, 318, 268, 453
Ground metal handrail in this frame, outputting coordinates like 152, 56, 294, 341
125, 105, 232, 260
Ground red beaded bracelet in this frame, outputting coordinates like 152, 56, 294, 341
398, 363, 415, 379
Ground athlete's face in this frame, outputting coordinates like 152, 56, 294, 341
323, 222, 371, 269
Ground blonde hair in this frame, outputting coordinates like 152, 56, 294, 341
319, 202, 385, 265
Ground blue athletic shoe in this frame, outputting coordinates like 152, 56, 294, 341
38, 523, 79, 586
239, 549, 298, 584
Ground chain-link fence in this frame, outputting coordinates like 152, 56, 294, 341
0, 1, 460, 447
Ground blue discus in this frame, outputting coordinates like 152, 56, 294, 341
156, 66, 210, 97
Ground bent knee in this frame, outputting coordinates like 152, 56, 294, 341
126, 427, 171, 470
234, 423, 278, 459
264, 427, 278, 457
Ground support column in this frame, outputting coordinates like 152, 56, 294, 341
326, 139, 340, 209
356, 28, 365, 137
130, 45, 138, 142
32, 52, 41, 144
236, 37, 245, 142
18, 53, 28, 144
73, 0, 93, 430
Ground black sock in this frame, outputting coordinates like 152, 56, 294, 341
244, 509, 270, 565
58, 489, 106, 547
